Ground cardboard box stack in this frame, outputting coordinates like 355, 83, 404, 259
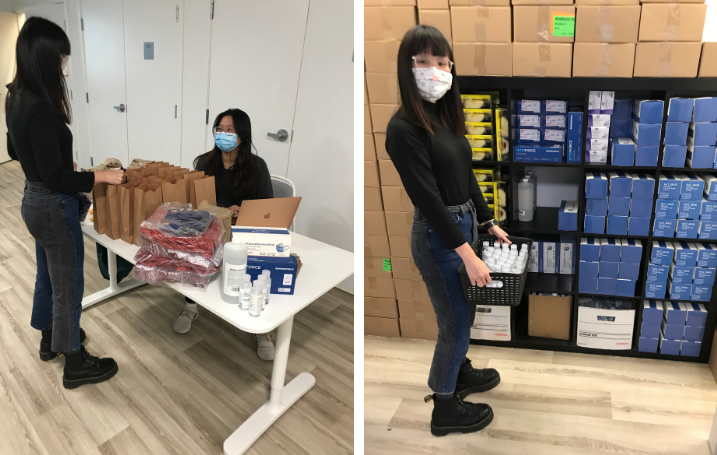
658, 301, 707, 356
514, 99, 571, 163
585, 91, 614, 164
668, 241, 716, 301
608, 99, 638, 165
528, 235, 577, 275
450, 1, 512, 76
512, 1, 574, 77
578, 236, 642, 296
634, 1, 706, 77
655, 172, 706, 239
687, 98, 717, 171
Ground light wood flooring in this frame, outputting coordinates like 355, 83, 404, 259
365, 335, 717, 455
0, 160, 354, 455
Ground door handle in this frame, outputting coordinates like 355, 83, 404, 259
113, 104, 126, 113
267, 129, 289, 142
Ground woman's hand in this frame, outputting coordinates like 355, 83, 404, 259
228, 205, 241, 215
455, 243, 492, 287
95, 170, 126, 185
487, 223, 511, 245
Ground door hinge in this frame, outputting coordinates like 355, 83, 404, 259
206, 109, 209, 124
90, 157, 94, 166
86, 93, 89, 103
176, 5, 179, 22
210, 0, 214, 19
80, 18, 84, 31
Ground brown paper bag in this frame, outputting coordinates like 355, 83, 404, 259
161, 178, 188, 204
106, 185, 122, 240
133, 184, 163, 245
146, 162, 161, 173
191, 176, 216, 208
127, 158, 155, 169
126, 168, 147, 183
159, 166, 179, 176
198, 200, 232, 243
183, 171, 205, 207
92, 183, 108, 234
118, 183, 137, 244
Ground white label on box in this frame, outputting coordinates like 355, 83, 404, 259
543, 242, 557, 274
283, 274, 293, 286
232, 227, 292, 257
278, 287, 291, 293
560, 242, 575, 275
590, 114, 611, 128
519, 115, 540, 127
588, 150, 608, 163
564, 201, 578, 213
587, 139, 609, 152
544, 129, 567, 142
528, 243, 539, 273
601, 91, 615, 112
545, 100, 567, 113
589, 91, 602, 111
519, 129, 540, 142
588, 126, 609, 139
545, 115, 566, 128
470, 327, 511, 341
520, 100, 541, 112
475, 304, 511, 318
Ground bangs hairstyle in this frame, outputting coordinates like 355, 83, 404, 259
5, 17, 72, 124
396, 25, 465, 136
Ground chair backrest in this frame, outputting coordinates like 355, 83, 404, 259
270, 174, 297, 231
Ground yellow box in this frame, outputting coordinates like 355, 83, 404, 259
464, 109, 492, 123
495, 107, 508, 161
473, 168, 498, 182
460, 94, 492, 109
465, 122, 493, 135
466, 135, 493, 149
472, 148, 494, 161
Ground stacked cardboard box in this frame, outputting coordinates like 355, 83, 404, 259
634, 1, 706, 77
450, 1, 512, 76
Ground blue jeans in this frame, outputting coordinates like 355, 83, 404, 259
21, 181, 87, 353
412, 200, 478, 394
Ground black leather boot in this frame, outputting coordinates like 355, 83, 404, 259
455, 358, 500, 399
62, 346, 118, 390
39, 328, 87, 361
426, 393, 493, 436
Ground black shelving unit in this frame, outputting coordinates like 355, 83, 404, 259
460, 76, 717, 364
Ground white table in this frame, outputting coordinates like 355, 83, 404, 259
81, 223, 354, 455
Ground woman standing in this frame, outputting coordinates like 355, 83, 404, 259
5, 17, 125, 389
173, 109, 276, 361
386, 25, 510, 436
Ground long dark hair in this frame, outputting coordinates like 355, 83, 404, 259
5, 17, 72, 124
396, 25, 465, 136
194, 109, 258, 200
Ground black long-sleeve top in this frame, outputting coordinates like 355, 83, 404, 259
6, 88, 94, 193
195, 154, 273, 208
386, 101, 493, 250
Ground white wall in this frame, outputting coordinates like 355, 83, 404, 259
0, 0, 14, 12
706, 0, 717, 42
287, 0, 354, 292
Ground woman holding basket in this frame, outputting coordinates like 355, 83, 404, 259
385, 25, 511, 436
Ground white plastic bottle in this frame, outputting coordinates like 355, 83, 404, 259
259, 276, 270, 310
249, 282, 263, 317
239, 275, 252, 310
526, 171, 537, 209
261, 270, 272, 306
221, 238, 248, 304
518, 177, 535, 222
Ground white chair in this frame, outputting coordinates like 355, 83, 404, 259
270, 174, 297, 232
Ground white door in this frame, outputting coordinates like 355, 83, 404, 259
206, 0, 309, 177
81, 0, 130, 167
0, 12, 18, 164
123, 0, 183, 164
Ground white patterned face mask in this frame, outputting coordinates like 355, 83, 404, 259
412, 66, 453, 103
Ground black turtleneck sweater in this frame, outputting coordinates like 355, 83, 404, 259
385, 101, 493, 250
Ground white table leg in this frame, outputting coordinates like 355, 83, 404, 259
223, 315, 316, 455
82, 250, 144, 309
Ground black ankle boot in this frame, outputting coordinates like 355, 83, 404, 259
62, 346, 118, 389
455, 358, 500, 399
427, 393, 493, 436
39, 329, 87, 361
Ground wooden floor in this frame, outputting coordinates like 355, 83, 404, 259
0, 161, 354, 455
365, 335, 717, 455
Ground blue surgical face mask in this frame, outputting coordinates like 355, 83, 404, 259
214, 132, 239, 152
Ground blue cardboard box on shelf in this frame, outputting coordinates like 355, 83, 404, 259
662, 145, 688, 168
653, 219, 676, 238
628, 217, 650, 236
676, 219, 699, 239
691, 284, 713, 301
610, 138, 635, 166
686, 145, 716, 169
700, 199, 717, 220
567, 112, 583, 163
693, 268, 716, 286
684, 325, 705, 342
658, 172, 682, 200
680, 340, 702, 357
635, 145, 659, 166
610, 118, 633, 139
692, 97, 717, 123
580, 237, 600, 262
517, 128, 542, 144
651, 241, 675, 266
600, 238, 622, 262
678, 200, 700, 220
681, 174, 706, 200
579, 260, 599, 279
599, 260, 619, 279
616, 279, 636, 297
610, 196, 631, 217
246, 255, 299, 295
655, 200, 678, 220
514, 144, 563, 162
639, 337, 659, 353
543, 100, 567, 114
618, 261, 640, 280
634, 100, 664, 124
647, 264, 669, 284
607, 216, 628, 235
697, 243, 717, 267
608, 172, 633, 198
585, 215, 606, 234
630, 198, 652, 218
669, 265, 694, 285
688, 122, 717, 146
645, 282, 666, 299
613, 98, 632, 119
586, 198, 608, 217
641, 323, 661, 339
597, 277, 616, 295
558, 201, 578, 231
632, 173, 655, 200
660, 335, 682, 355
699, 221, 717, 239
516, 114, 541, 128
579, 277, 597, 293
643, 300, 664, 325
664, 122, 689, 146
686, 303, 707, 326
661, 319, 686, 340
632, 121, 662, 146
587, 113, 611, 127
667, 98, 695, 123
667, 279, 692, 300
674, 241, 698, 267
704, 175, 717, 200
663, 301, 688, 325
621, 238, 642, 262
516, 99, 542, 114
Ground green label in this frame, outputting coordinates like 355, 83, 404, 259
383, 258, 392, 272
552, 14, 575, 38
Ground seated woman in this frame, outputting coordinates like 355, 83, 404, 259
173, 108, 275, 360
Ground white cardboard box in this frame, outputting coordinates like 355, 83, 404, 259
231, 226, 292, 257
577, 306, 635, 350
471, 305, 511, 341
